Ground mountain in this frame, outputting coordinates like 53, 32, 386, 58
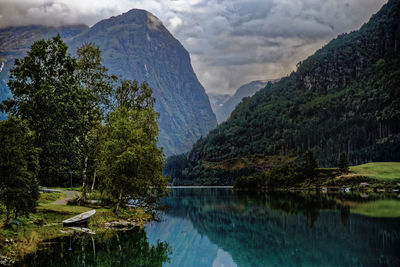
165, 0, 400, 185
213, 80, 269, 123
0, 10, 217, 156
207, 93, 231, 118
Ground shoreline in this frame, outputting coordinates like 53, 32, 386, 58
0, 190, 153, 265
167, 185, 233, 189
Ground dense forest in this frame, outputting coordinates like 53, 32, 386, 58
165, 0, 400, 185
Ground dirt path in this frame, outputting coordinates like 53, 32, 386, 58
52, 190, 81, 205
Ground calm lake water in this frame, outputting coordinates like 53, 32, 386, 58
23, 188, 400, 266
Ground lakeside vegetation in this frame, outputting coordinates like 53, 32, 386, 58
0, 35, 167, 263
233, 151, 400, 192
0, 191, 154, 264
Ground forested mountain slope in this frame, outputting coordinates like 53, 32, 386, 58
0, 10, 217, 156
166, 0, 400, 185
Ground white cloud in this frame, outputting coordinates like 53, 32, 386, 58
0, 0, 388, 94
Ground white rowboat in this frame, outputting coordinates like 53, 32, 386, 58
62, 210, 96, 227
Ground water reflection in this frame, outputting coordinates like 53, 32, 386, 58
146, 188, 400, 267
20, 189, 400, 266
22, 227, 171, 266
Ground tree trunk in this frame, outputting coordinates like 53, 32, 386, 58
81, 131, 89, 201
81, 154, 89, 201
91, 169, 97, 192
114, 190, 123, 213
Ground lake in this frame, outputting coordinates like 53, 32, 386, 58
22, 188, 400, 266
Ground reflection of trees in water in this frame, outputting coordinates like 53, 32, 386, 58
236, 192, 353, 227
165, 188, 400, 267
23, 228, 171, 266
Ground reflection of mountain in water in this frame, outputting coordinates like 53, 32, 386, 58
146, 188, 400, 267
146, 216, 220, 267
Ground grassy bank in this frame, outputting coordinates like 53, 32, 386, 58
350, 162, 400, 180
0, 191, 152, 264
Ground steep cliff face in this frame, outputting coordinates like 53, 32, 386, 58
68, 9, 217, 156
0, 10, 217, 156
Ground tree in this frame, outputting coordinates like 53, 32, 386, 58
74, 43, 115, 201
100, 79, 166, 212
338, 153, 350, 174
302, 150, 318, 178
0, 117, 40, 223
114, 80, 155, 111
100, 107, 167, 212
1, 35, 84, 185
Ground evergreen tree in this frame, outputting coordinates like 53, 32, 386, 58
302, 150, 318, 178
0, 117, 40, 223
338, 153, 350, 174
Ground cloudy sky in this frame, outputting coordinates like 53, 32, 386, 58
0, 0, 387, 94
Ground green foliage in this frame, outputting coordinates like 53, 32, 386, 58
235, 164, 309, 191
74, 43, 115, 200
100, 79, 167, 211
100, 106, 167, 212
0, 117, 40, 223
0, 35, 167, 214
163, 154, 188, 183
338, 153, 350, 174
115, 80, 155, 111
1, 35, 85, 186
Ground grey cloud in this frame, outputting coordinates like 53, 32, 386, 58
0, 0, 388, 94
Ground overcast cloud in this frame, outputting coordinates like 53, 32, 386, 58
0, 0, 387, 94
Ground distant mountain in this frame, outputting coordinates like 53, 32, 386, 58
165, 0, 400, 185
0, 10, 217, 156
207, 93, 231, 117
213, 80, 269, 123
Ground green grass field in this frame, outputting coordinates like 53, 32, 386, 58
350, 162, 400, 181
